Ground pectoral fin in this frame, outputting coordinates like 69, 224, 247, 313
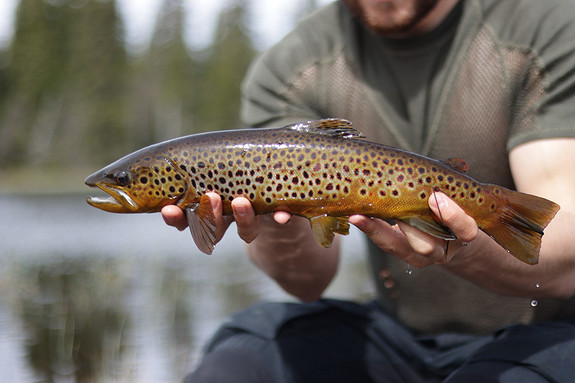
309, 215, 350, 247
185, 194, 217, 255
399, 216, 457, 240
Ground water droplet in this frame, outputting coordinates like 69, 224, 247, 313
535, 283, 540, 288
405, 263, 413, 275
531, 300, 538, 307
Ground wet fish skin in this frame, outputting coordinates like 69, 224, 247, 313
85, 119, 560, 263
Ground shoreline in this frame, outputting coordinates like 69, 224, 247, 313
0, 167, 100, 195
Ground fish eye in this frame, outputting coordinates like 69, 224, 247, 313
114, 171, 131, 186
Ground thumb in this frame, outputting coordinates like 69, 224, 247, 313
428, 191, 478, 243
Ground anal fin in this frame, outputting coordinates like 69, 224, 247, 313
399, 216, 457, 240
309, 215, 350, 247
185, 194, 217, 255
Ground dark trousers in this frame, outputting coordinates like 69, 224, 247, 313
184, 299, 575, 383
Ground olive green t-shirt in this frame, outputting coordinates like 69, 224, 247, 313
241, 0, 575, 334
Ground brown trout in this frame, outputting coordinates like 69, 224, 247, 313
85, 119, 559, 263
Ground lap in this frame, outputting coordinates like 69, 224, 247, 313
184, 299, 575, 383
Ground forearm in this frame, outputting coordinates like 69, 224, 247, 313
443, 209, 575, 299
246, 215, 340, 302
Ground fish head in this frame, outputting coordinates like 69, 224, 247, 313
85, 154, 189, 213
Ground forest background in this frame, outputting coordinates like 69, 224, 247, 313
0, 0, 324, 191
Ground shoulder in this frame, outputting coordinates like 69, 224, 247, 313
265, 2, 349, 69
476, 0, 575, 49
243, 2, 351, 92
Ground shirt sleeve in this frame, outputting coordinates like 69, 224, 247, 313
505, 0, 575, 150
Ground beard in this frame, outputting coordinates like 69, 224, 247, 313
342, 0, 440, 35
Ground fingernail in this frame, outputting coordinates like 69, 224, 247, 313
233, 205, 246, 217
433, 192, 450, 209
349, 215, 365, 230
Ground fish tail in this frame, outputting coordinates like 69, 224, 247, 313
480, 187, 560, 265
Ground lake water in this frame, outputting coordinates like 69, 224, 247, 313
0, 193, 374, 382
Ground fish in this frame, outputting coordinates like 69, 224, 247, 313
85, 118, 560, 263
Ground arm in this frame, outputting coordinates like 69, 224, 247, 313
246, 215, 340, 302
162, 194, 340, 302
351, 138, 575, 299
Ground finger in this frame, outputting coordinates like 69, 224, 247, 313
350, 215, 406, 254
272, 211, 292, 224
428, 191, 478, 243
161, 205, 188, 231
204, 192, 234, 243
231, 197, 259, 243
396, 220, 450, 265
351, 215, 439, 268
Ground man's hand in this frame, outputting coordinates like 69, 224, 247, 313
161, 192, 293, 248
349, 191, 478, 268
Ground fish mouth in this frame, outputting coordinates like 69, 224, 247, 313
85, 182, 139, 213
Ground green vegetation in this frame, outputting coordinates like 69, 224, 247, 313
0, 0, 319, 177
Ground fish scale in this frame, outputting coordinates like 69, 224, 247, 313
85, 118, 559, 263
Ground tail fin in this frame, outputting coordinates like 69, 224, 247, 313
481, 188, 560, 265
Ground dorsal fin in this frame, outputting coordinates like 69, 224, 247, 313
441, 158, 469, 173
286, 118, 365, 139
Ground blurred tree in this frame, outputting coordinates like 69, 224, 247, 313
0, 0, 70, 167
0, 0, 306, 173
63, 0, 128, 165
194, 1, 255, 132
0, 0, 127, 168
133, 0, 196, 146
